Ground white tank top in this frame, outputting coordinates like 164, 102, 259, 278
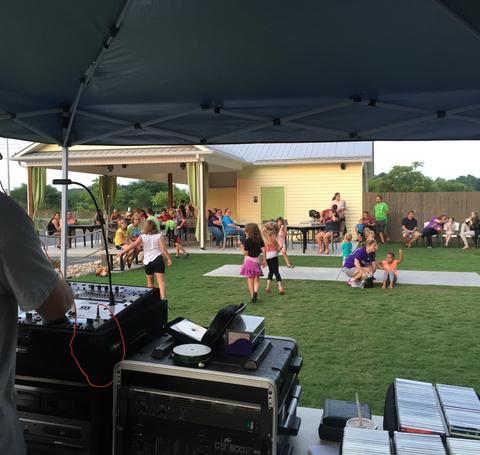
141, 233, 163, 264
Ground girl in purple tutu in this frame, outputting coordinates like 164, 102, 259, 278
240, 223, 265, 303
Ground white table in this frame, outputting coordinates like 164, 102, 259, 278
293, 407, 384, 454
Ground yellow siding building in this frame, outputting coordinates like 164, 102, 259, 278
207, 143, 372, 235
13, 141, 372, 236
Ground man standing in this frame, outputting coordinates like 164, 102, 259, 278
0, 192, 73, 454
374, 195, 390, 244
401, 210, 420, 247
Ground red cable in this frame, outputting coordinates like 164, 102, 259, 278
40, 239, 125, 387
69, 301, 127, 388
40, 239, 64, 278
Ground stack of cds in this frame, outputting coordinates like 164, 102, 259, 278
447, 437, 480, 454
436, 384, 480, 439
394, 431, 446, 454
341, 427, 391, 454
394, 378, 447, 435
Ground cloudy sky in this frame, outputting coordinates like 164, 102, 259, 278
1, 138, 479, 192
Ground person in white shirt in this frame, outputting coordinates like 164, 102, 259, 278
0, 192, 73, 455
120, 219, 172, 299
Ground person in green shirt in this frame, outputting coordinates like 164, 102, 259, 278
146, 208, 161, 232
374, 195, 390, 244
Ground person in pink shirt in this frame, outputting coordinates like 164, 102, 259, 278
378, 249, 404, 289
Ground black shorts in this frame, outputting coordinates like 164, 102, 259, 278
144, 255, 165, 275
375, 220, 386, 233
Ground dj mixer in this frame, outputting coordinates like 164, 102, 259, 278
17, 282, 168, 383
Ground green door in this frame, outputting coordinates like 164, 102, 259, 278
261, 187, 284, 222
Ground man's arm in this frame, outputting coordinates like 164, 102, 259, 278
36, 278, 73, 320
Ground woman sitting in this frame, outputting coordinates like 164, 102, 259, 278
208, 209, 224, 247
47, 211, 62, 248
421, 214, 448, 248
315, 208, 339, 255
460, 211, 479, 249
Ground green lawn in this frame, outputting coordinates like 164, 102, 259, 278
76, 244, 480, 413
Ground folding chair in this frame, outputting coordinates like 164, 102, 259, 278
221, 224, 239, 248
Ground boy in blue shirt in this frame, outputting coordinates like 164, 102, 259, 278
341, 233, 353, 265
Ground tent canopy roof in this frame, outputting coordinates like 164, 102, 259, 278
2, 1, 480, 146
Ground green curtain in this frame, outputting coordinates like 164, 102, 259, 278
99, 175, 117, 217
187, 162, 209, 243
31, 167, 46, 221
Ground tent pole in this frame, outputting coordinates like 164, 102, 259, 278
60, 146, 69, 277
27, 166, 34, 218
199, 160, 205, 250
167, 173, 173, 208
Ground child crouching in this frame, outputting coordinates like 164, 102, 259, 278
378, 249, 404, 289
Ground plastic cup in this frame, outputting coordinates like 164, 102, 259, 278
346, 417, 377, 430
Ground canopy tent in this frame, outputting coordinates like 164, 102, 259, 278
3, 0, 480, 273
2, 1, 480, 146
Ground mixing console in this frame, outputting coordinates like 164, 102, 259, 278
17, 282, 168, 382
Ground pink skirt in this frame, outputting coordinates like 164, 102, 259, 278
240, 256, 263, 278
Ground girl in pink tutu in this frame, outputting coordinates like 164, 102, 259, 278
240, 223, 265, 303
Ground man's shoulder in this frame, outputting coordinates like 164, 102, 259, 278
0, 193, 30, 245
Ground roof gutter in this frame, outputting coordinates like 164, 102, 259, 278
251, 157, 373, 166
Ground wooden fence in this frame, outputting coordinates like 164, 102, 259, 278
362, 192, 480, 242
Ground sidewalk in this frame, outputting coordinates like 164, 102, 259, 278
205, 265, 480, 287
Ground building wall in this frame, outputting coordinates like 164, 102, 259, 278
207, 187, 238, 218
237, 162, 364, 234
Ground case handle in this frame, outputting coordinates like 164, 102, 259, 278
289, 356, 303, 374
279, 385, 302, 435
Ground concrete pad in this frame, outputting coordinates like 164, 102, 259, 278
205, 265, 480, 287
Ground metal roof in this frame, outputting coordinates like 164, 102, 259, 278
208, 142, 372, 164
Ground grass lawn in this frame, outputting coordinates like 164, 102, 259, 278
76, 243, 480, 413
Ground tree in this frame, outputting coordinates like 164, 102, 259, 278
369, 162, 477, 192
432, 178, 469, 192
151, 186, 190, 209
10, 184, 27, 209
369, 162, 435, 192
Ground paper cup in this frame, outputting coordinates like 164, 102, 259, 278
346, 417, 377, 430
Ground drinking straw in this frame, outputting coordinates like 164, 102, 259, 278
355, 392, 363, 427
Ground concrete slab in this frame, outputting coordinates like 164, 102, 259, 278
205, 265, 480, 287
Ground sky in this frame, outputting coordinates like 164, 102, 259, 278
1, 138, 479, 192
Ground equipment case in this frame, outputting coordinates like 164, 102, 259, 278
113, 335, 302, 455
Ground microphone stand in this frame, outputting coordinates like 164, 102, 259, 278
52, 179, 115, 306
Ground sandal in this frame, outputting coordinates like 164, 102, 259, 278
287, 264, 294, 268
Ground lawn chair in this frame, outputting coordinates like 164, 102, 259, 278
442, 221, 461, 247
221, 223, 239, 248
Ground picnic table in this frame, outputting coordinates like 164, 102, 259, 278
67, 224, 101, 248
287, 224, 325, 253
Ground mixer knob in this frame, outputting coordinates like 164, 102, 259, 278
104, 286, 109, 292
90, 284, 94, 290
115, 286, 119, 293
26, 312, 32, 321
87, 318, 94, 325
97, 285, 102, 291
